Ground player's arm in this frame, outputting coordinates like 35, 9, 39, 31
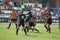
24, 15, 26, 19
10, 12, 12, 19
49, 13, 52, 18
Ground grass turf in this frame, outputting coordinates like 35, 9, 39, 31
0, 23, 60, 40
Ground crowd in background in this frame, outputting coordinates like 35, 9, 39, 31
0, 0, 59, 22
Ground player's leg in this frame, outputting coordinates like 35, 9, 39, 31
26, 22, 30, 32
59, 17, 60, 29
29, 22, 33, 31
21, 21, 25, 30
48, 24, 51, 33
24, 26, 27, 35
16, 23, 21, 35
47, 18, 52, 33
30, 22, 35, 31
23, 26, 27, 35
30, 26, 39, 32
29, 22, 39, 32
15, 20, 17, 29
7, 23, 11, 29
44, 22, 48, 32
33, 23, 39, 32
33, 27, 39, 32
7, 19, 12, 29
24, 22, 28, 35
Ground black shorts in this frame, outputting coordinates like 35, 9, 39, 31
47, 18, 52, 24
29, 22, 35, 27
19, 21, 24, 27
11, 19, 17, 22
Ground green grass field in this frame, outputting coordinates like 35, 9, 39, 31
0, 23, 60, 40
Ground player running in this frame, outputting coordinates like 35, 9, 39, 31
29, 15, 39, 32
24, 10, 33, 34
16, 11, 26, 35
44, 11, 52, 33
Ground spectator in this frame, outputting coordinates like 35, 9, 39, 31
20, 4, 25, 10
14, 2, 19, 7
4, 4, 11, 9
4, 0, 10, 4
0, 1, 3, 6
34, 2, 38, 8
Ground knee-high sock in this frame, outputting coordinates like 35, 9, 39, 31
8, 23, 11, 29
30, 28, 34, 30
16, 28, 19, 35
48, 27, 51, 33
44, 25, 48, 31
24, 27, 27, 35
15, 24, 17, 29
27, 27, 29, 32
34, 29, 39, 32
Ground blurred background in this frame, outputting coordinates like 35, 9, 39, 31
0, 0, 60, 23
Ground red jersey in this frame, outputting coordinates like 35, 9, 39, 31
44, 10, 48, 17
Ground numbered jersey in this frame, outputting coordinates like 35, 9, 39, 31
19, 14, 26, 21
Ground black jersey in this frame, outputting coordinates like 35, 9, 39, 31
25, 12, 32, 22
47, 13, 52, 18
47, 13, 52, 24
19, 14, 26, 21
